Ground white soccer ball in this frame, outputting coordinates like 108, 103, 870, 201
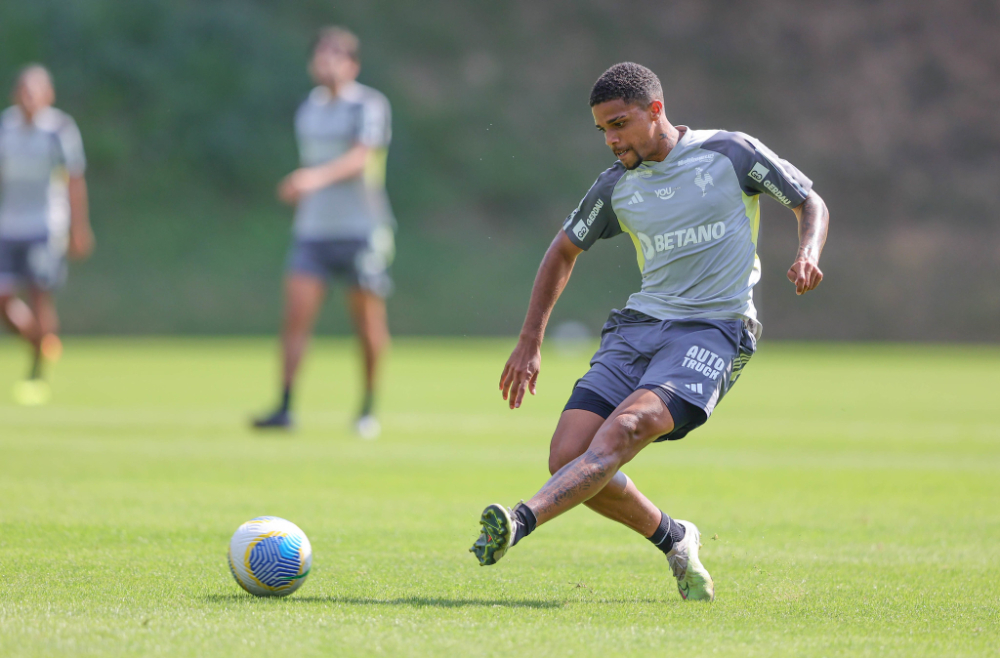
228, 516, 312, 597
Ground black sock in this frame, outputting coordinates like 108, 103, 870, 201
279, 385, 291, 414
510, 502, 537, 546
359, 389, 374, 418
647, 510, 686, 555
29, 348, 42, 380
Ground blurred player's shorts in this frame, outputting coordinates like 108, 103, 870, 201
286, 226, 394, 298
0, 235, 68, 294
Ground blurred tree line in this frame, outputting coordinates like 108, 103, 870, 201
1, 0, 997, 339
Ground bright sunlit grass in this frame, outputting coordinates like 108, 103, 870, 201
1, 338, 998, 657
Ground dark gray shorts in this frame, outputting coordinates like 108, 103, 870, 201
575, 309, 758, 439
0, 237, 67, 293
286, 238, 392, 298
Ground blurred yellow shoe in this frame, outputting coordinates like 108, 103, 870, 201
40, 334, 63, 362
13, 379, 51, 406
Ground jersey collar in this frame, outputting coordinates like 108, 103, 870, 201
641, 125, 691, 170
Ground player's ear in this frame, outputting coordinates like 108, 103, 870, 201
647, 99, 664, 119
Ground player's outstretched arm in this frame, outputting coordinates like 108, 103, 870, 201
500, 230, 583, 409
67, 175, 94, 260
787, 190, 829, 295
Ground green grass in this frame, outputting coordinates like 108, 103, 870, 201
1, 337, 998, 657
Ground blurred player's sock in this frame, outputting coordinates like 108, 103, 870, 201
647, 509, 686, 555
354, 389, 380, 439
280, 385, 292, 413
29, 348, 42, 380
359, 389, 374, 418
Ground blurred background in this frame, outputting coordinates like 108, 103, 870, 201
1, 0, 997, 340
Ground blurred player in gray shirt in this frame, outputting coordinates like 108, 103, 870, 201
0, 65, 94, 404
254, 28, 395, 438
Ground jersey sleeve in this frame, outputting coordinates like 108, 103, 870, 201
358, 93, 391, 149
562, 163, 625, 250
702, 131, 811, 208
55, 116, 86, 176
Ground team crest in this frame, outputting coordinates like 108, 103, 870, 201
694, 167, 714, 197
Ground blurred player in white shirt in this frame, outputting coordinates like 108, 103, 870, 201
0, 65, 94, 404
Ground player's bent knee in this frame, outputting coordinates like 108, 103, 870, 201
592, 411, 665, 464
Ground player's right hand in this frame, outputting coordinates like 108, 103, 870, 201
500, 338, 541, 410
68, 227, 94, 260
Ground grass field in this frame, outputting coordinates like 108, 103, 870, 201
1, 337, 998, 657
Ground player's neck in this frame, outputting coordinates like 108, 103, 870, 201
644, 122, 684, 163
324, 80, 356, 99
17, 105, 40, 125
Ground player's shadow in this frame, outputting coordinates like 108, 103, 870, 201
204, 594, 561, 609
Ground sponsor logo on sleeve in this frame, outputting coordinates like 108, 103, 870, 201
572, 220, 589, 241
763, 179, 792, 205
585, 198, 604, 225
748, 162, 769, 183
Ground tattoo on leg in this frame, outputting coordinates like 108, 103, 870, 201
531, 449, 618, 519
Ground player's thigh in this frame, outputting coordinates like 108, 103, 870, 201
347, 287, 387, 330
549, 409, 606, 474
282, 274, 326, 330
589, 388, 675, 465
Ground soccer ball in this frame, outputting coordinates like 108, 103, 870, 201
228, 516, 312, 597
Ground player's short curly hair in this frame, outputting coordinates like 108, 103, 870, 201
589, 62, 663, 107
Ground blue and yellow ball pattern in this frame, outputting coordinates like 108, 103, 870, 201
228, 516, 312, 597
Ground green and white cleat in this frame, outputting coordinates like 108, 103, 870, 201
469, 503, 514, 566
667, 520, 715, 601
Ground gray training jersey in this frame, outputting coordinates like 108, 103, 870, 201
293, 83, 395, 240
563, 127, 813, 328
0, 106, 86, 241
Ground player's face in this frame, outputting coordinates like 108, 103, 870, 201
309, 45, 360, 89
592, 98, 662, 170
13, 70, 55, 118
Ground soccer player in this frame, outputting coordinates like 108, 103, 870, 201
254, 27, 395, 438
470, 63, 829, 602
0, 65, 93, 404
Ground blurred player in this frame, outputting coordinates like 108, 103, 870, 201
0, 65, 93, 404
470, 63, 829, 601
254, 28, 394, 438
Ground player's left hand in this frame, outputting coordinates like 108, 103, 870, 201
500, 338, 542, 410
278, 168, 328, 205
68, 227, 94, 260
787, 257, 823, 295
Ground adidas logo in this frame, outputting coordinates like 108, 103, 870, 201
685, 382, 703, 395
627, 191, 644, 205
